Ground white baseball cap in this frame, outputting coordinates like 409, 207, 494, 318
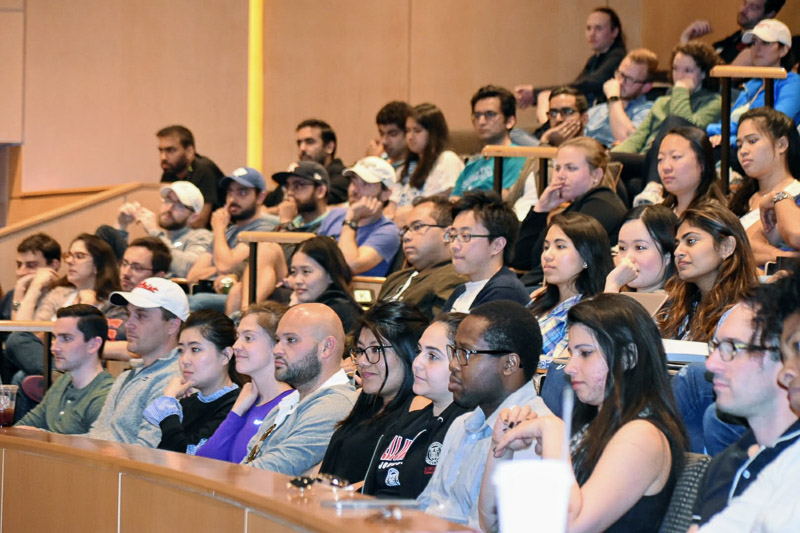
742, 19, 792, 48
110, 277, 190, 321
160, 181, 204, 213
344, 156, 397, 190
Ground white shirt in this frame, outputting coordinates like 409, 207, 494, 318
450, 279, 490, 312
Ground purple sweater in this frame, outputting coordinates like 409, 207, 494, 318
195, 389, 294, 463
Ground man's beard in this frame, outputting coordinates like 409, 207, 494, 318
275, 346, 322, 389
230, 203, 257, 222
296, 197, 320, 214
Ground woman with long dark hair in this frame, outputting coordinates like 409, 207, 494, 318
483, 294, 688, 533
319, 301, 429, 484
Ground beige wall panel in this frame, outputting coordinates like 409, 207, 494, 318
22, 0, 249, 193
0, 0, 23, 9
262, 0, 411, 179
120, 474, 246, 533
2, 449, 118, 533
0, 11, 24, 143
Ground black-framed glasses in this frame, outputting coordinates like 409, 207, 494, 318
350, 345, 393, 365
708, 338, 780, 362
547, 107, 577, 119
401, 221, 446, 237
614, 69, 647, 85
443, 228, 494, 244
471, 110, 500, 121
446, 344, 513, 366
62, 251, 90, 261
121, 259, 154, 275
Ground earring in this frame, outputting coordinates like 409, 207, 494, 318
582, 262, 588, 269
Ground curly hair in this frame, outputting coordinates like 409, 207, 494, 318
750, 268, 800, 359
670, 41, 723, 91
659, 204, 757, 342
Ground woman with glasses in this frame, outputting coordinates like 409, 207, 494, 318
286, 236, 363, 334
482, 294, 688, 533
514, 137, 626, 285
389, 103, 463, 224
319, 301, 429, 485
660, 203, 757, 453
144, 310, 243, 454
528, 213, 613, 417
361, 312, 468, 498
194, 302, 293, 463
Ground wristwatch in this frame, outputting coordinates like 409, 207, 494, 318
773, 191, 792, 204
607, 96, 621, 102
343, 219, 359, 230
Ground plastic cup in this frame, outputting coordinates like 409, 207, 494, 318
493, 459, 572, 533
0, 385, 18, 427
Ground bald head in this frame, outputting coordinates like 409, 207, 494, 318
274, 303, 345, 397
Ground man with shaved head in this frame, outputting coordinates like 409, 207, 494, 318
242, 303, 358, 475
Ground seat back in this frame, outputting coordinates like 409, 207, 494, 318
658, 452, 711, 533
352, 276, 386, 309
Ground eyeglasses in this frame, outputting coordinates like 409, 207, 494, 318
547, 107, 577, 119
121, 259, 154, 274
471, 110, 500, 121
614, 69, 647, 85
443, 228, 494, 244
707, 338, 780, 362
63, 251, 90, 261
161, 197, 193, 211
286, 181, 315, 192
446, 344, 513, 366
349, 345, 393, 365
401, 221, 446, 237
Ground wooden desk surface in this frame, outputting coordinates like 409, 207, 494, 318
0, 429, 473, 533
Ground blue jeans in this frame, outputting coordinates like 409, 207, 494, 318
541, 363, 569, 418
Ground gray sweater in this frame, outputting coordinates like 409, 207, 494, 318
243, 370, 357, 475
86, 349, 179, 446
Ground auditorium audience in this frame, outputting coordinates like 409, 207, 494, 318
15, 305, 113, 433
389, 103, 462, 224
362, 312, 468, 498
286, 236, 363, 333
442, 191, 529, 312
294, 118, 348, 205
516, 7, 627, 113
144, 310, 242, 454
605, 205, 678, 293
319, 302, 428, 484
86, 278, 189, 446
366, 101, 414, 172
5, 233, 61, 323
157, 125, 224, 228
271, 161, 331, 233
484, 294, 688, 533
451, 85, 526, 198
417, 300, 550, 528
536, 87, 590, 147
377, 196, 464, 319
584, 48, 658, 148
515, 137, 626, 284
195, 302, 293, 463
242, 304, 357, 475
318, 156, 401, 277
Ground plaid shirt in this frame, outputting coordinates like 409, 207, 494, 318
537, 294, 582, 370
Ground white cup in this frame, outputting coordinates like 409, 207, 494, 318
493, 459, 572, 533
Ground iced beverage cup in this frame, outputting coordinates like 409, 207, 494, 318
493, 459, 572, 533
0, 385, 18, 427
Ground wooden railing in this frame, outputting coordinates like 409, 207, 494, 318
481, 145, 558, 196
237, 231, 316, 304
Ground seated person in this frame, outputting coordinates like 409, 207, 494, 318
318, 157, 401, 277
295, 119, 348, 205
115, 181, 212, 278
417, 300, 550, 528
484, 294, 688, 533
319, 302, 429, 484
515, 137, 626, 285
186, 167, 276, 312
605, 205, 678, 294
362, 312, 469, 498
366, 101, 414, 172
515, 7, 627, 111
271, 161, 331, 233
15, 305, 113, 434
728, 108, 800, 265
144, 310, 242, 454
195, 302, 293, 463
442, 191, 529, 312
242, 304, 358, 475
706, 19, 799, 149
534, 87, 590, 147
378, 196, 464, 320
86, 278, 189, 446
451, 85, 526, 198
584, 48, 658, 147
389, 102, 463, 224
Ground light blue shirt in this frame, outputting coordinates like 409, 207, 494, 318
417, 381, 550, 528
451, 144, 525, 196
584, 95, 653, 148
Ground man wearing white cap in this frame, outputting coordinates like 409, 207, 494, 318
115, 181, 212, 278
85, 278, 189, 446
318, 156, 401, 277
